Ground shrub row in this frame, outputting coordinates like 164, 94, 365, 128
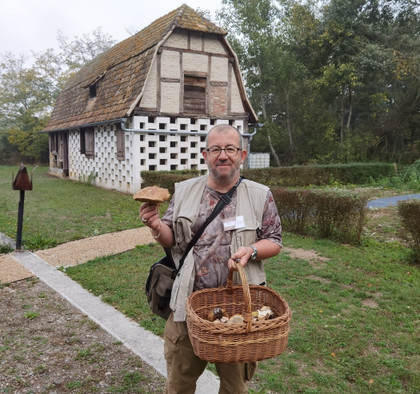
242, 162, 396, 187
141, 170, 201, 194
397, 200, 420, 263
272, 188, 368, 245
142, 163, 396, 190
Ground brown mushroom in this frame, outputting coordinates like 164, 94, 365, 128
133, 186, 170, 204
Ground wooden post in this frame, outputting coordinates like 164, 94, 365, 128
12, 164, 33, 251
16, 190, 25, 250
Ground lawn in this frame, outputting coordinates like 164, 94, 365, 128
1, 165, 419, 392
1, 165, 153, 249
64, 235, 420, 393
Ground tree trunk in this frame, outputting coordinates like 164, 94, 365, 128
346, 86, 352, 131
340, 92, 345, 144
285, 88, 294, 149
260, 93, 281, 167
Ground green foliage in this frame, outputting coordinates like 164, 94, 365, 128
272, 188, 367, 244
23, 311, 40, 320
0, 30, 116, 163
218, 0, 420, 165
398, 199, 420, 263
242, 162, 396, 187
402, 160, 420, 188
141, 169, 202, 194
144, 163, 399, 190
0, 244, 13, 254
0, 166, 144, 250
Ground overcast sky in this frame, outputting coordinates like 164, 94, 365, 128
0, 0, 223, 56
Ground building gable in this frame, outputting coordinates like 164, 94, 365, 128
43, 4, 235, 132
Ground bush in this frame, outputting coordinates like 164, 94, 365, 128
142, 163, 397, 191
398, 200, 420, 263
401, 160, 420, 190
141, 170, 201, 194
272, 188, 368, 245
242, 163, 396, 187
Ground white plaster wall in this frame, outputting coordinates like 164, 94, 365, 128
248, 153, 270, 169
68, 124, 141, 194
130, 116, 247, 185
230, 71, 244, 113
140, 59, 157, 109
160, 81, 180, 113
190, 32, 202, 51
183, 52, 208, 73
210, 56, 228, 82
161, 50, 180, 78
204, 36, 225, 54
164, 31, 188, 49
66, 117, 249, 192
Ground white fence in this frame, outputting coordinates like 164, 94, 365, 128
248, 153, 270, 169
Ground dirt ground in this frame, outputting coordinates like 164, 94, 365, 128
0, 279, 166, 393
0, 227, 164, 393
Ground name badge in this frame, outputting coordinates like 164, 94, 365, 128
223, 216, 245, 231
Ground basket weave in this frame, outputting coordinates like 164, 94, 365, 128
186, 262, 292, 363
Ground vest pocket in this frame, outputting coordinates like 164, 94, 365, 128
173, 216, 193, 250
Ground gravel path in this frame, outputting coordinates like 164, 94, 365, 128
0, 227, 154, 284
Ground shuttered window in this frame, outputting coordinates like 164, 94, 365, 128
80, 127, 94, 158
116, 126, 125, 160
183, 75, 206, 114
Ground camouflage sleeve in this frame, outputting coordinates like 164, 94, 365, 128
161, 197, 175, 231
258, 190, 282, 247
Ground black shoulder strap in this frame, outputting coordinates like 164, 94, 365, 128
177, 176, 243, 270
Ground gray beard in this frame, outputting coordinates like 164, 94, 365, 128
208, 165, 239, 187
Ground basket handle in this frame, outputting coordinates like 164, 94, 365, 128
227, 261, 252, 333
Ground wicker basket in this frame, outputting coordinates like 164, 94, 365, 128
186, 262, 292, 363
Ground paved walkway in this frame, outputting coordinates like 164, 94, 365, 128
366, 193, 420, 208
0, 232, 220, 393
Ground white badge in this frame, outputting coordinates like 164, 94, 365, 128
223, 216, 245, 231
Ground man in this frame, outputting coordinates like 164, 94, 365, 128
140, 124, 282, 393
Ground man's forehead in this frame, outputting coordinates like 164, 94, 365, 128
208, 129, 239, 142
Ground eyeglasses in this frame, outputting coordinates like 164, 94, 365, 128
206, 146, 241, 157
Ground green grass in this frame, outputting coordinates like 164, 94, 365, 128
1, 165, 420, 392
62, 243, 167, 336
64, 235, 420, 393
0, 165, 157, 250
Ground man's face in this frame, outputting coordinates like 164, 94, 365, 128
203, 128, 247, 185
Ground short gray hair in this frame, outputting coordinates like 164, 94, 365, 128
205, 124, 243, 149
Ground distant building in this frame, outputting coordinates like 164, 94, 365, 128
43, 4, 258, 193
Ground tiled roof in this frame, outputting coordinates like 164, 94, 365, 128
43, 4, 227, 132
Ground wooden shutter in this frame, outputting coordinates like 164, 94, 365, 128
80, 127, 94, 157
183, 75, 206, 114
85, 128, 94, 157
116, 126, 125, 160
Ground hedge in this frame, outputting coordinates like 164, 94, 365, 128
398, 199, 420, 263
242, 162, 396, 187
272, 188, 367, 245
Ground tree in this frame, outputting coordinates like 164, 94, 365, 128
218, 0, 286, 165
57, 27, 116, 74
0, 29, 116, 163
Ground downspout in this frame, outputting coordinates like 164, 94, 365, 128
245, 123, 261, 169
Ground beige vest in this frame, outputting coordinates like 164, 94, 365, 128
169, 175, 269, 321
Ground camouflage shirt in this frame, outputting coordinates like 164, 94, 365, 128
162, 186, 282, 290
